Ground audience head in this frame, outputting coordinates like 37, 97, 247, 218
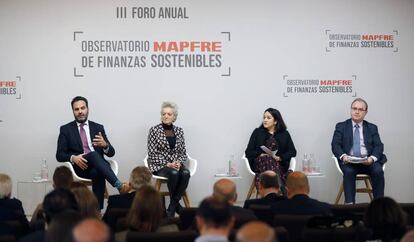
160, 101, 178, 124
401, 230, 414, 242
236, 221, 277, 242
71, 186, 100, 219
53, 166, 73, 189
70, 181, 88, 189
196, 196, 234, 234
364, 197, 406, 241
213, 178, 237, 204
73, 218, 110, 242
45, 210, 82, 242
126, 185, 162, 232
43, 188, 78, 225
260, 108, 287, 133
129, 166, 152, 190
286, 171, 309, 198
258, 171, 280, 197
0, 173, 12, 199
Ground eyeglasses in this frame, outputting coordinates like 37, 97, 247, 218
351, 107, 366, 112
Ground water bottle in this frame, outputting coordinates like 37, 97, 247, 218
228, 155, 236, 176
302, 153, 309, 173
40, 159, 49, 181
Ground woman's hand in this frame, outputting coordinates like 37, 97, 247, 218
166, 161, 181, 170
272, 155, 281, 162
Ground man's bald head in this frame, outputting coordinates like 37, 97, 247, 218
286, 171, 309, 198
73, 219, 110, 242
236, 221, 277, 242
213, 179, 237, 204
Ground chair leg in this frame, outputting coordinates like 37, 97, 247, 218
246, 179, 256, 200
182, 191, 191, 207
155, 179, 162, 191
364, 178, 374, 201
335, 182, 344, 204
104, 186, 109, 199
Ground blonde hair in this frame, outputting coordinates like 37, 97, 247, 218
160, 101, 178, 122
0, 173, 12, 199
71, 186, 100, 219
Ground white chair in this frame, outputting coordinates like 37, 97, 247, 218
333, 155, 386, 204
143, 154, 197, 207
243, 155, 296, 200
63, 159, 118, 198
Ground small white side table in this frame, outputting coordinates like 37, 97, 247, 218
17, 180, 53, 215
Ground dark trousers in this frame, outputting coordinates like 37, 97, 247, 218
155, 166, 190, 204
74, 151, 118, 208
340, 161, 384, 203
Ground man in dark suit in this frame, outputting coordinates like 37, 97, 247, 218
272, 171, 331, 215
331, 98, 385, 204
243, 170, 286, 209
102, 166, 152, 224
213, 179, 257, 223
56, 96, 127, 208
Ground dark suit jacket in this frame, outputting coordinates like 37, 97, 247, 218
230, 205, 257, 220
102, 192, 135, 221
147, 123, 187, 173
331, 119, 384, 163
272, 194, 331, 215
0, 198, 29, 233
245, 127, 296, 172
56, 120, 115, 162
243, 192, 286, 209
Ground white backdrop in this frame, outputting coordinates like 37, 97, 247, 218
1, 0, 414, 206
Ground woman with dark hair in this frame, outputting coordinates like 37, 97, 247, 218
245, 108, 296, 192
44, 210, 82, 242
364, 197, 407, 242
115, 185, 178, 242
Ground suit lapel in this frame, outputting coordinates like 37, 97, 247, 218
346, 119, 353, 149
362, 121, 369, 143
71, 121, 83, 149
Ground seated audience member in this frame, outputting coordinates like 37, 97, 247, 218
30, 166, 74, 228
73, 219, 110, 242
19, 188, 79, 242
44, 210, 82, 242
0, 173, 29, 236
195, 196, 235, 242
115, 185, 178, 242
71, 186, 101, 219
213, 179, 256, 221
244, 171, 286, 209
103, 166, 152, 221
364, 197, 407, 242
272, 171, 331, 215
401, 230, 414, 242
236, 221, 277, 242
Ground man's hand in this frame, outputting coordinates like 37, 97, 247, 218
73, 154, 88, 170
342, 155, 351, 164
362, 157, 374, 166
92, 132, 108, 148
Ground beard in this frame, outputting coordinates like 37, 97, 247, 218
75, 113, 88, 123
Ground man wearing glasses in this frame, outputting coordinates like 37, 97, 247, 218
331, 98, 386, 204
